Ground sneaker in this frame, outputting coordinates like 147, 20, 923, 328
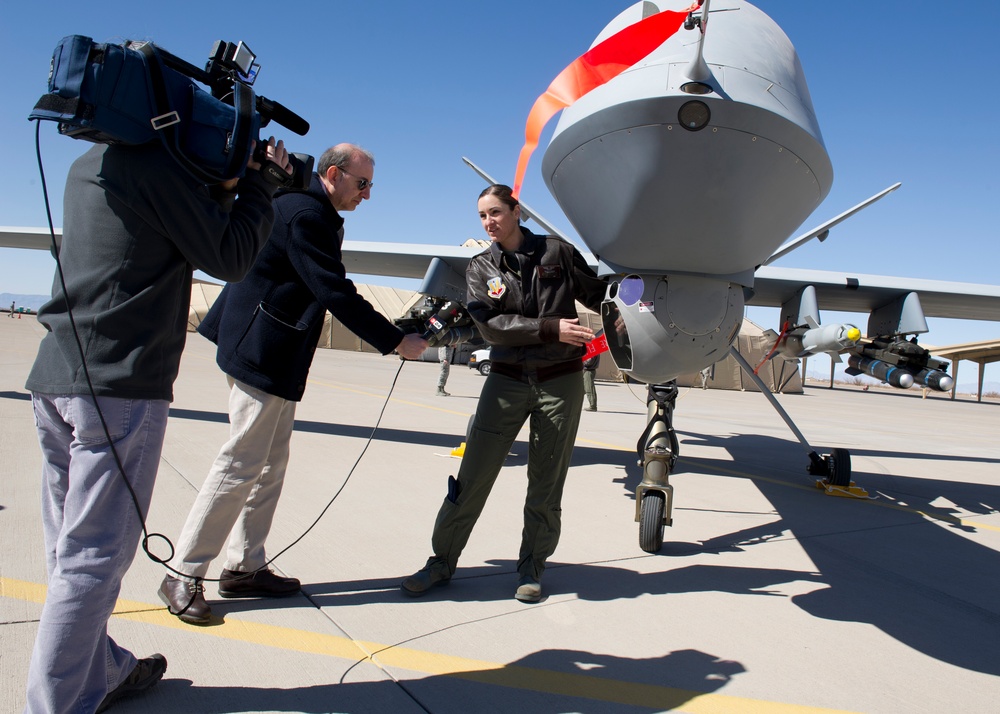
218, 568, 300, 598
158, 575, 212, 625
96, 654, 167, 713
515, 575, 542, 603
400, 565, 451, 597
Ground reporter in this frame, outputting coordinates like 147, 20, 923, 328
158, 144, 427, 626
23, 137, 290, 713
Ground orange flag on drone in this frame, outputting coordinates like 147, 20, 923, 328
512, 3, 700, 198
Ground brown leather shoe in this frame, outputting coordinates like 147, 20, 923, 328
218, 568, 300, 598
158, 575, 211, 625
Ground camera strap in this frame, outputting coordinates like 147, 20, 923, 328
139, 42, 255, 185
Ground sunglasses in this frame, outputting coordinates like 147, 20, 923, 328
339, 168, 373, 191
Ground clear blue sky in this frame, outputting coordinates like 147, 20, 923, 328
2, 1, 998, 383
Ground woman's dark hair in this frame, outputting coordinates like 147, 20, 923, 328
478, 184, 519, 211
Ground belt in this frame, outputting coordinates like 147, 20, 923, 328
491, 359, 582, 383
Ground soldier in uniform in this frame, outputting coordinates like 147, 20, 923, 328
402, 184, 606, 602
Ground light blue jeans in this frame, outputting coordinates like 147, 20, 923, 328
26, 393, 169, 714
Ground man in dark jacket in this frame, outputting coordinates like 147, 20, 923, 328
158, 144, 427, 624
25, 138, 290, 713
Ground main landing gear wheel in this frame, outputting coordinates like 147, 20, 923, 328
827, 447, 851, 487
639, 491, 665, 553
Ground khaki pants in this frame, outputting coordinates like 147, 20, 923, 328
427, 369, 584, 581
173, 377, 296, 580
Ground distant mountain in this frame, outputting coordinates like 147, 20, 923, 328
1, 293, 48, 312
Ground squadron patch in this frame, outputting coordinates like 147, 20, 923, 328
486, 276, 506, 299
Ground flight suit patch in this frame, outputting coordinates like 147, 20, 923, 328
487, 276, 506, 299
537, 264, 562, 279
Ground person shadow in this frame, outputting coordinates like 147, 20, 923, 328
126, 646, 745, 713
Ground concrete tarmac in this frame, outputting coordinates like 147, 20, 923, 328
2, 315, 999, 713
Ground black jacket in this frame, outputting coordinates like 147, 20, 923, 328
27, 142, 276, 401
198, 174, 404, 401
465, 228, 606, 372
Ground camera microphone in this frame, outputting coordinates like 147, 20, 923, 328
257, 95, 309, 137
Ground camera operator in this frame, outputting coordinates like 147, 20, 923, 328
158, 143, 427, 626
23, 137, 291, 713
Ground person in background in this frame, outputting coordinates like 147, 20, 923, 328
25, 137, 290, 713
582, 353, 600, 411
402, 183, 606, 603
158, 143, 427, 625
437, 344, 455, 396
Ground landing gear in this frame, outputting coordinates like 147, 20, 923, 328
634, 382, 679, 553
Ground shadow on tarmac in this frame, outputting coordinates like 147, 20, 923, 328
143, 646, 742, 713
609, 428, 1000, 677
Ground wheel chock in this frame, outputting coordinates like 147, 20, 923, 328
450, 442, 466, 458
815, 479, 871, 499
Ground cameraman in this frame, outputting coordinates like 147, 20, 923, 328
24, 137, 291, 713
158, 144, 427, 625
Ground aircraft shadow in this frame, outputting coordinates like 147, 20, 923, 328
606, 427, 1000, 676
132, 647, 741, 713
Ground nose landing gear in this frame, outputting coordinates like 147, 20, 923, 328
635, 382, 679, 553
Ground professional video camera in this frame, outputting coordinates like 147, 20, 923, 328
396, 297, 481, 348
29, 35, 313, 188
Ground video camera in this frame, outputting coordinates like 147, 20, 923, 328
30, 35, 313, 188
396, 297, 480, 347
171, 40, 314, 188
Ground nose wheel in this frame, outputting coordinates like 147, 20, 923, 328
639, 491, 666, 553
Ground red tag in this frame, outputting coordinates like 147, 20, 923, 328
584, 333, 609, 358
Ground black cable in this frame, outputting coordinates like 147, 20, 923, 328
34, 121, 160, 552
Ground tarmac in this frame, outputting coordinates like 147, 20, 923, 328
2, 314, 999, 714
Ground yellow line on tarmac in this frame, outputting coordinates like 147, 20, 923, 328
2, 576, 854, 713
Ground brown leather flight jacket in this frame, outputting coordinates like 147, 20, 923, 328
465, 228, 607, 378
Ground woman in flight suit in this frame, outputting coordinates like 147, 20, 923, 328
402, 184, 606, 602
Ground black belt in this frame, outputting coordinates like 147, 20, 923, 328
491, 359, 582, 383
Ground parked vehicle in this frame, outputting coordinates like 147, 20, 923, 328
468, 348, 491, 376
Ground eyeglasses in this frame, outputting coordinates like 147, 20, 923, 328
338, 168, 373, 191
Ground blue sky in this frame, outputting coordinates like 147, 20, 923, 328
2, 1, 998, 384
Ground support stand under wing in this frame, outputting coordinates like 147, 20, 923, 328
728, 346, 868, 498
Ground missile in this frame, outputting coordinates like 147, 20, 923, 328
909, 367, 954, 392
776, 323, 861, 359
847, 355, 914, 389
